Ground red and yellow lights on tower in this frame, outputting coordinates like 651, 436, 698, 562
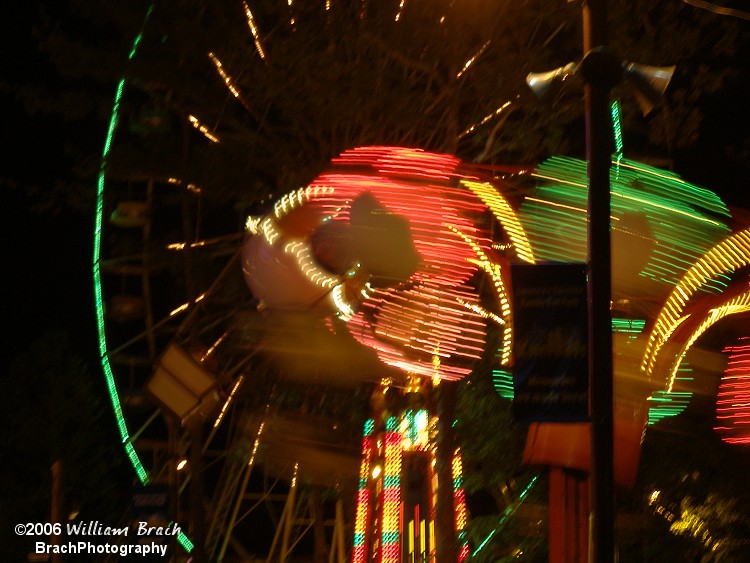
352, 381, 468, 563
715, 337, 750, 445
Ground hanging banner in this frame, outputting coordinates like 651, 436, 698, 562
511, 263, 589, 422
131, 484, 172, 559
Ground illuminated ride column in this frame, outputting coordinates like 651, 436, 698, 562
352, 377, 469, 563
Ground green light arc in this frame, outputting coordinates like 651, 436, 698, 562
93, 3, 154, 487
92, 3, 193, 552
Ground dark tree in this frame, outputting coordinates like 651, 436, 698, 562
0, 331, 131, 561
7, 0, 745, 215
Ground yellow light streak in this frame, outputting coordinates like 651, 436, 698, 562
395, 0, 406, 21
456, 41, 490, 79
208, 52, 241, 100
531, 173, 587, 189
213, 374, 245, 429
455, 297, 505, 326
642, 228, 750, 381
168, 293, 206, 317
242, 0, 266, 60
447, 225, 513, 366
665, 290, 750, 392
169, 303, 189, 316
524, 196, 587, 215
202, 331, 229, 362
248, 420, 265, 467
166, 239, 213, 251
461, 179, 535, 263
188, 114, 219, 143
287, 0, 295, 26
458, 100, 512, 139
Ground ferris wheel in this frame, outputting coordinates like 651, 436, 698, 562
91, 16, 527, 551
90, 15, 369, 563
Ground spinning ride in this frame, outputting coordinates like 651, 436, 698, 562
241, 146, 526, 562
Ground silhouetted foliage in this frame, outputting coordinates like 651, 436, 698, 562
6, 0, 746, 215
0, 330, 130, 561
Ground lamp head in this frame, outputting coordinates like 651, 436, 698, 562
527, 55, 675, 116
623, 62, 676, 116
526, 62, 578, 100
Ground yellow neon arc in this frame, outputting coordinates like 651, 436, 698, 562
461, 179, 536, 265
665, 290, 750, 392
642, 228, 750, 382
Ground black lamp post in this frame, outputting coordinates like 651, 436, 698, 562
526, 2, 674, 561
580, 29, 620, 563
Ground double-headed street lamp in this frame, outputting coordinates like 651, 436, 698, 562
526, 1, 674, 561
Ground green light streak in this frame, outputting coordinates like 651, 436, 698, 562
364, 418, 374, 436
520, 156, 732, 291
91, 6, 195, 554
613, 190, 723, 227
611, 100, 624, 175
647, 391, 692, 424
405, 410, 417, 445
472, 475, 538, 556
647, 364, 693, 426
386, 416, 399, 432
93, 5, 154, 485
611, 318, 646, 334
492, 368, 514, 400
177, 529, 195, 553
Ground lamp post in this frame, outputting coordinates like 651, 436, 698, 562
527, 14, 674, 551
567, 2, 671, 560
579, 3, 619, 560
525, 1, 624, 560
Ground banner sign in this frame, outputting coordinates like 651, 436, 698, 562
131, 483, 171, 557
511, 263, 589, 422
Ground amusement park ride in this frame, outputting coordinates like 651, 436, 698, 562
95, 141, 750, 562
91, 6, 750, 563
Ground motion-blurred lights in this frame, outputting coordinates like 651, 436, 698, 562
715, 337, 750, 445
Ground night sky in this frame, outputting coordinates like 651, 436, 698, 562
4, 8, 99, 361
